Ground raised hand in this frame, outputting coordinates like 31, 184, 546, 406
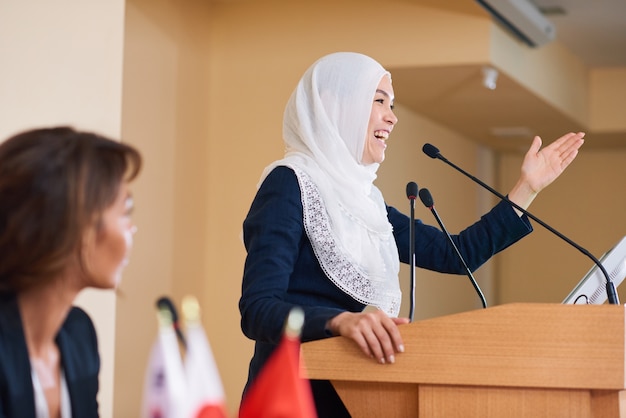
509, 132, 584, 212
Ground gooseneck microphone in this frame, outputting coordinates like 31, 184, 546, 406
419, 188, 487, 309
422, 143, 620, 305
156, 296, 187, 348
406, 182, 418, 322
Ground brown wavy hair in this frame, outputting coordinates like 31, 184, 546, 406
0, 126, 142, 291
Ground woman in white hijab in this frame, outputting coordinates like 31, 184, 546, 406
239, 52, 584, 416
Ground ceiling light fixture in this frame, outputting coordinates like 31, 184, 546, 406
482, 66, 499, 90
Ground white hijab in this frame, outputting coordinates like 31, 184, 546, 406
259, 52, 401, 316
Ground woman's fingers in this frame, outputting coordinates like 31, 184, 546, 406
335, 310, 407, 364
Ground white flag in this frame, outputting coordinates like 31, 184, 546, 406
183, 296, 228, 418
141, 310, 189, 418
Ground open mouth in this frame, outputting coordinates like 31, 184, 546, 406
374, 130, 389, 141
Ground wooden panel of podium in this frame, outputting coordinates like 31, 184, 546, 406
300, 304, 626, 417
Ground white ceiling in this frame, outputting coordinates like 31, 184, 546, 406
532, 0, 626, 68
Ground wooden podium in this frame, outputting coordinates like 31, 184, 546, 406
301, 304, 626, 418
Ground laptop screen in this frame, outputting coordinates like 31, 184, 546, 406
563, 236, 626, 304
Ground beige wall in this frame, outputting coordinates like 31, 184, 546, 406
497, 148, 626, 304
590, 67, 626, 132
0, 2, 126, 418
3, 0, 626, 417
117, 0, 214, 414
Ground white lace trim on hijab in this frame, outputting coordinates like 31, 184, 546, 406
291, 165, 401, 315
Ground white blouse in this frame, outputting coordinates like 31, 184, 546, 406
31, 366, 71, 418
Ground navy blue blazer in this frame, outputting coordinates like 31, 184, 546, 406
0, 292, 100, 418
239, 166, 532, 415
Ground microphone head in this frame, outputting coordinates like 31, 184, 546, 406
418, 188, 434, 208
406, 181, 418, 200
156, 296, 179, 322
422, 143, 440, 159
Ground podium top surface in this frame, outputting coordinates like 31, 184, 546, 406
301, 303, 626, 390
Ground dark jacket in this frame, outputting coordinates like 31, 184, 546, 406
239, 165, 532, 416
0, 292, 100, 418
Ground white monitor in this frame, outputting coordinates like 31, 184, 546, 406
563, 235, 626, 304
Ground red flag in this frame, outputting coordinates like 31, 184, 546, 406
238, 308, 317, 418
